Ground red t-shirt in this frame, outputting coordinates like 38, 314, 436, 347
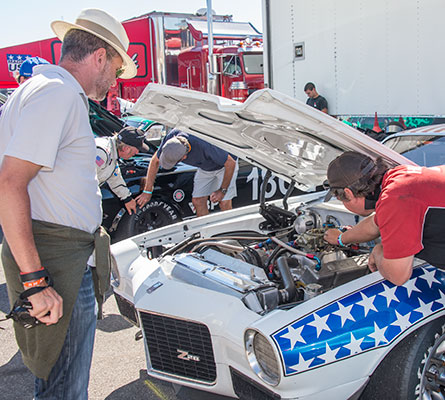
374, 165, 445, 266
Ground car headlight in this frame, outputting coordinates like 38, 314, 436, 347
110, 253, 120, 286
245, 329, 280, 386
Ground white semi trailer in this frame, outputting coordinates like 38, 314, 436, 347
261, 0, 444, 127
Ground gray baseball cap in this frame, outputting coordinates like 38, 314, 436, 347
158, 137, 188, 169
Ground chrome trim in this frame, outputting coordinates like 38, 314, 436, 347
110, 253, 120, 286
152, 16, 166, 85
146, 367, 217, 386
245, 329, 281, 386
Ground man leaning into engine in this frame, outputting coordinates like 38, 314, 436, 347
323, 151, 445, 286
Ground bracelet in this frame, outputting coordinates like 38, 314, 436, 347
143, 190, 152, 195
23, 277, 47, 289
20, 267, 48, 283
20, 267, 53, 287
337, 233, 346, 247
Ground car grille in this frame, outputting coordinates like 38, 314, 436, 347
140, 311, 216, 383
114, 292, 139, 326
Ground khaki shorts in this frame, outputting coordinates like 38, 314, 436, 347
192, 161, 239, 200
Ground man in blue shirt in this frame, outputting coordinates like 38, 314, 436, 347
136, 129, 238, 216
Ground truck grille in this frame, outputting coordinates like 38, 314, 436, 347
140, 311, 216, 383
114, 292, 139, 326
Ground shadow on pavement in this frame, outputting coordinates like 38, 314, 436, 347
105, 369, 170, 399
105, 369, 233, 400
0, 351, 33, 399
96, 313, 133, 333
0, 281, 10, 314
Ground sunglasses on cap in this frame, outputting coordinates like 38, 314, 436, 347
116, 67, 125, 79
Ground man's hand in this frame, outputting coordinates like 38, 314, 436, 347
136, 192, 151, 207
210, 189, 225, 204
28, 286, 63, 325
125, 198, 137, 214
324, 228, 342, 245
368, 243, 384, 272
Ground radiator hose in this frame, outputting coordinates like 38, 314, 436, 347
276, 256, 297, 304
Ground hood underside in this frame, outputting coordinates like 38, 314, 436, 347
132, 84, 415, 190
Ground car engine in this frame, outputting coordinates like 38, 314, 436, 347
162, 202, 372, 315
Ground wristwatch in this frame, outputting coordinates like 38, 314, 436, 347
219, 187, 228, 194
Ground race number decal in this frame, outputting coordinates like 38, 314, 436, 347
247, 167, 290, 200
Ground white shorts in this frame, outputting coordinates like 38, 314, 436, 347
192, 161, 239, 200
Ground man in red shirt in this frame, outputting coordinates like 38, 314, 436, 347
323, 151, 445, 286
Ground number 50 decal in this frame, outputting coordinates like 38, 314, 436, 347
246, 167, 290, 201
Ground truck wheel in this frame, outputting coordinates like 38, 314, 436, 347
360, 318, 445, 400
111, 200, 181, 243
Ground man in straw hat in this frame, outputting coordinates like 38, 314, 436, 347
0, 9, 136, 399
323, 151, 445, 286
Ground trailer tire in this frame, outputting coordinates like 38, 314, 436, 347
112, 200, 181, 243
360, 317, 445, 400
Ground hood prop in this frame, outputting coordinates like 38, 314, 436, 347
282, 179, 295, 211
259, 169, 272, 206
259, 169, 297, 231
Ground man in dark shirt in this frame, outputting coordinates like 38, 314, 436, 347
136, 129, 238, 216
304, 82, 328, 113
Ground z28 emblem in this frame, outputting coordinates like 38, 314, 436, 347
177, 349, 200, 362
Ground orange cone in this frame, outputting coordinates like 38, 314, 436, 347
398, 117, 407, 129
373, 112, 382, 133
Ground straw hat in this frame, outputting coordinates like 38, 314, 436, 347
51, 9, 137, 79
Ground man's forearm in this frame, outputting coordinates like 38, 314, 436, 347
0, 183, 41, 273
143, 153, 160, 191
220, 156, 236, 189
341, 214, 380, 244
0, 156, 42, 273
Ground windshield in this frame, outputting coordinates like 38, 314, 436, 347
242, 53, 263, 75
383, 135, 445, 167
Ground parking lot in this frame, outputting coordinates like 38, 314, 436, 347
0, 243, 230, 400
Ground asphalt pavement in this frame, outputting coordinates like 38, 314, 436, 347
0, 243, 232, 400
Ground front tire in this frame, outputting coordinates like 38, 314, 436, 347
360, 318, 445, 400
111, 200, 181, 244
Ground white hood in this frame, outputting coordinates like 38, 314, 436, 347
132, 84, 415, 190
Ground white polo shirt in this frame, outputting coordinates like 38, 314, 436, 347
0, 65, 102, 234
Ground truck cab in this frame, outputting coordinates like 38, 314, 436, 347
178, 41, 264, 101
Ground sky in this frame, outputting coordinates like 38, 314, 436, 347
0, 0, 263, 48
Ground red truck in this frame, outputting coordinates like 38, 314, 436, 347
0, 11, 264, 112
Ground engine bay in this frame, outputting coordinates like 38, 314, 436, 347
162, 201, 373, 315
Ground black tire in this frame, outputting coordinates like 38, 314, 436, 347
111, 200, 181, 244
360, 318, 445, 400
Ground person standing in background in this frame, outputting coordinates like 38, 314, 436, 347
304, 82, 328, 113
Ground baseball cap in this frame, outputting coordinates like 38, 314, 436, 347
324, 151, 376, 202
19, 57, 50, 78
158, 137, 188, 169
117, 126, 148, 152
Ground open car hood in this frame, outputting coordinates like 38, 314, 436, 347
132, 84, 415, 191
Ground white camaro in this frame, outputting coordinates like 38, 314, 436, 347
111, 85, 445, 400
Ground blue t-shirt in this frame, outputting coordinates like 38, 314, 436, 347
158, 130, 233, 171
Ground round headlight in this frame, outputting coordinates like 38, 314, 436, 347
110, 253, 120, 286
245, 329, 280, 386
